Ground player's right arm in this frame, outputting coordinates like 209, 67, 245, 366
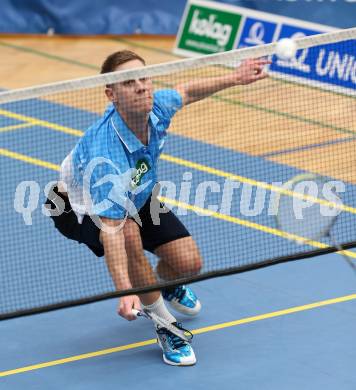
175, 58, 271, 106
100, 217, 141, 321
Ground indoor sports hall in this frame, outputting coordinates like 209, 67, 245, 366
1, 1, 355, 389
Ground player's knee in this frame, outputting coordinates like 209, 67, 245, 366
178, 252, 202, 276
190, 253, 203, 274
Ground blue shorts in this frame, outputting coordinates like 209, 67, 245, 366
44, 185, 190, 257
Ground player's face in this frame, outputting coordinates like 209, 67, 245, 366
106, 59, 153, 115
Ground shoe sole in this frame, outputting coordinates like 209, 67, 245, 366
157, 338, 197, 366
163, 354, 197, 366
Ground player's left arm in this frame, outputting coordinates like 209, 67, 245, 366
175, 58, 271, 106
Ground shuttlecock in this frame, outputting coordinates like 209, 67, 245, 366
275, 38, 297, 60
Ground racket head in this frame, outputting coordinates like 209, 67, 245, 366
276, 173, 339, 242
328, 232, 356, 273
132, 309, 191, 342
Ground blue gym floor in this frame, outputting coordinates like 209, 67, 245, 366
1, 92, 356, 389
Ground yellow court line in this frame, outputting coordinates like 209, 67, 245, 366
0, 293, 355, 377
0, 148, 60, 171
0, 108, 355, 215
0, 108, 83, 137
191, 293, 356, 335
0, 340, 157, 377
1, 147, 355, 259
160, 154, 356, 215
158, 196, 356, 259
0, 123, 33, 133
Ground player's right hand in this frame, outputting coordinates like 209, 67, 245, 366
234, 58, 271, 85
118, 295, 141, 321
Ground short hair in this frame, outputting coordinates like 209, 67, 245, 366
100, 50, 146, 74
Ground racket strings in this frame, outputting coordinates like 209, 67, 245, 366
156, 322, 194, 345
174, 322, 194, 341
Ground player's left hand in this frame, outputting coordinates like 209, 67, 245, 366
233, 58, 271, 85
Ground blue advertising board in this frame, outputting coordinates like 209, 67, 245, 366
237, 18, 277, 48
270, 25, 356, 93
177, 0, 355, 95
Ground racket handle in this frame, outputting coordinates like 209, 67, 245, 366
132, 309, 142, 317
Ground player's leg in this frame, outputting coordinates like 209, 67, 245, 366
155, 236, 202, 280
96, 217, 175, 320
123, 219, 196, 366
139, 196, 203, 316
155, 237, 202, 316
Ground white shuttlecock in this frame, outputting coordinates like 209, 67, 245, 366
275, 38, 297, 60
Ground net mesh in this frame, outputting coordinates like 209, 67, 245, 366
1, 28, 355, 319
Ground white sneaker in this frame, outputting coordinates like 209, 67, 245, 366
156, 323, 196, 366
162, 285, 201, 316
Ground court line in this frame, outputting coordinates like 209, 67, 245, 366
0, 39, 354, 378
0, 108, 83, 136
154, 79, 356, 137
112, 37, 179, 57
110, 37, 356, 101
261, 136, 356, 157
0, 41, 355, 136
215, 94, 356, 136
159, 196, 356, 259
0, 108, 355, 215
1, 147, 356, 259
160, 154, 356, 215
0, 148, 60, 171
0, 293, 355, 377
0, 41, 99, 70
0, 123, 33, 133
